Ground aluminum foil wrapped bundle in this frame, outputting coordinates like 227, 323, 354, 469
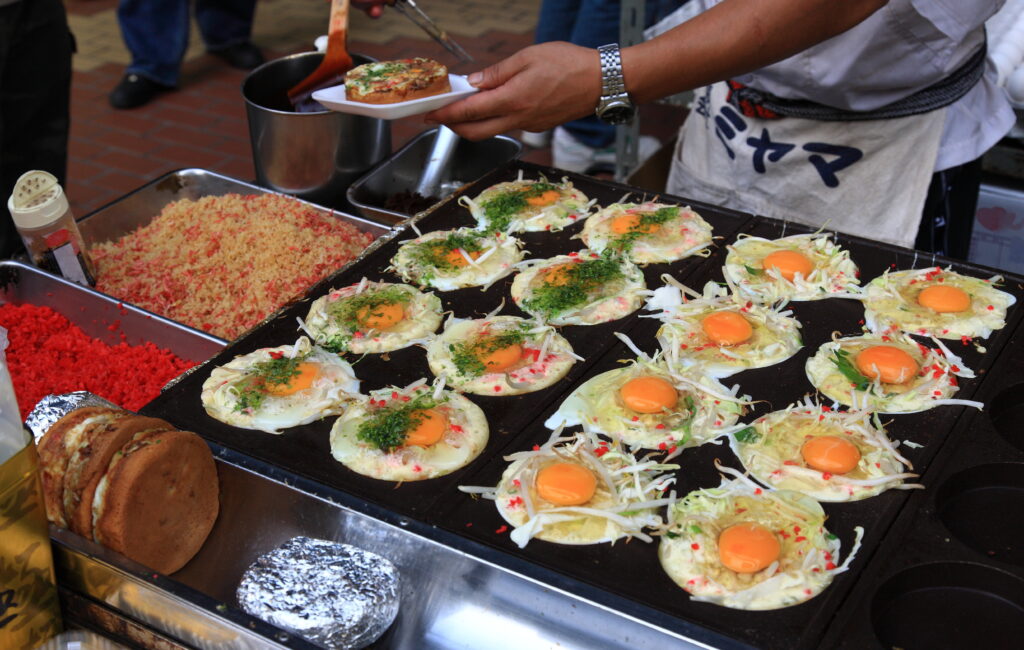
237, 536, 401, 649
25, 391, 119, 442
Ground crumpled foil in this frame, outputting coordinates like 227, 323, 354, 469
236, 536, 401, 650
25, 392, 120, 443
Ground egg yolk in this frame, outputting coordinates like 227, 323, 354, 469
855, 345, 919, 384
526, 189, 562, 207
917, 285, 971, 313
618, 376, 679, 413
762, 250, 814, 282
404, 408, 448, 447
475, 338, 523, 372
437, 245, 482, 268
701, 311, 754, 346
801, 435, 861, 474
544, 263, 575, 287
718, 523, 781, 574
610, 212, 660, 235
263, 362, 319, 396
356, 302, 405, 330
535, 462, 598, 505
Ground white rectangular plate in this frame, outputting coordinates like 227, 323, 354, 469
312, 74, 478, 120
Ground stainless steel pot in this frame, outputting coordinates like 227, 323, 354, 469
242, 52, 391, 210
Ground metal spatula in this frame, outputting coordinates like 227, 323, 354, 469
288, 0, 353, 106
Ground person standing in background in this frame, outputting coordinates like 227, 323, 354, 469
0, 0, 73, 259
525, 0, 667, 174
109, 0, 264, 109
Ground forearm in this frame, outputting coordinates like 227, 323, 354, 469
624, 0, 889, 103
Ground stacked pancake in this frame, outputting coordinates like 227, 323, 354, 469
37, 407, 220, 575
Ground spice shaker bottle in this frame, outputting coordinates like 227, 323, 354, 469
0, 327, 63, 647
7, 170, 95, 286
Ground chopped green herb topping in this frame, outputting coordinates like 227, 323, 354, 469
318, 333, 353, 354
448, 324, 530, 377
413, 232, 487, 271
744, 264, 763, 276
690, 524, 703, 535
831, 348, 872, 391
521, 252, 626, 318
733, 426, 761, 444
356, 391, 442, 452
609, 207, 678, 251
329, 285, 412, 331
233, 352, 311, 412
480, 182, 560, 232
665, 531, 680, 539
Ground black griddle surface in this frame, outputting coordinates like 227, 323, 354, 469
142, 161, 1024, 650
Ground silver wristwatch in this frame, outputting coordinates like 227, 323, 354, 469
595, 43, 636, 125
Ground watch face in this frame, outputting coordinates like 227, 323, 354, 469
598, 97, 634, 124
600, 103, 636, 125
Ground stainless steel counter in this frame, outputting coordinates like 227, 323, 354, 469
53, 446, 706, 649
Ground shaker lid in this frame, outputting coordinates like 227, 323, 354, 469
7, 170, 69, 229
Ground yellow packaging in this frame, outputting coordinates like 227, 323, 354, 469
0, 430, 62, 648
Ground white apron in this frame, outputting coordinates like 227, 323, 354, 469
667, 82, 947, 249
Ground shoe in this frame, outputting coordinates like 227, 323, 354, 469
520, 130, 552, 148
552, 127, 661, 174
209, 42, 265, 70
109, 74, 172, 109
552, 126, 610, 173
592, 135, 661, 171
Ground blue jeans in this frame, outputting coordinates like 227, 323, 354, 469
536, 0, 682, 148
536, 0, 621, 149
117, 0, 257, 87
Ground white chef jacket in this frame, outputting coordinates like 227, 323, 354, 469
729, 0, 1014, 171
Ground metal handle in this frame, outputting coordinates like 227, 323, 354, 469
392, 0, 474, 63
414, 126, 459, 198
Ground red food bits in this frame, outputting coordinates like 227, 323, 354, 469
495, 525, 509, 534
691, 543, 700, 550
0, 304, 195, 419
89, 194, 375, 340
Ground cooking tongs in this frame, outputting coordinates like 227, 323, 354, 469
391, 0, 473, 63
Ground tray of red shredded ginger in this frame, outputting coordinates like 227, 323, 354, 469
0, 260, 225, 419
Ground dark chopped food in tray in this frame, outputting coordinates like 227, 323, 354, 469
383, 189, 440, 215
141, 161, 1024, 650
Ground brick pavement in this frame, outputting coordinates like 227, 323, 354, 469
63, 0, 683, 219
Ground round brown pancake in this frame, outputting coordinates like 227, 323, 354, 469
93, 430, 219, 575
63, 415, 174, 537
36, 406, 124, 527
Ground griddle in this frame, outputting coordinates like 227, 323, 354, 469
142, 161, 1024, 649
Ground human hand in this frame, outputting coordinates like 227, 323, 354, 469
351, 0, 390, 18
424, 42, 601, 140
